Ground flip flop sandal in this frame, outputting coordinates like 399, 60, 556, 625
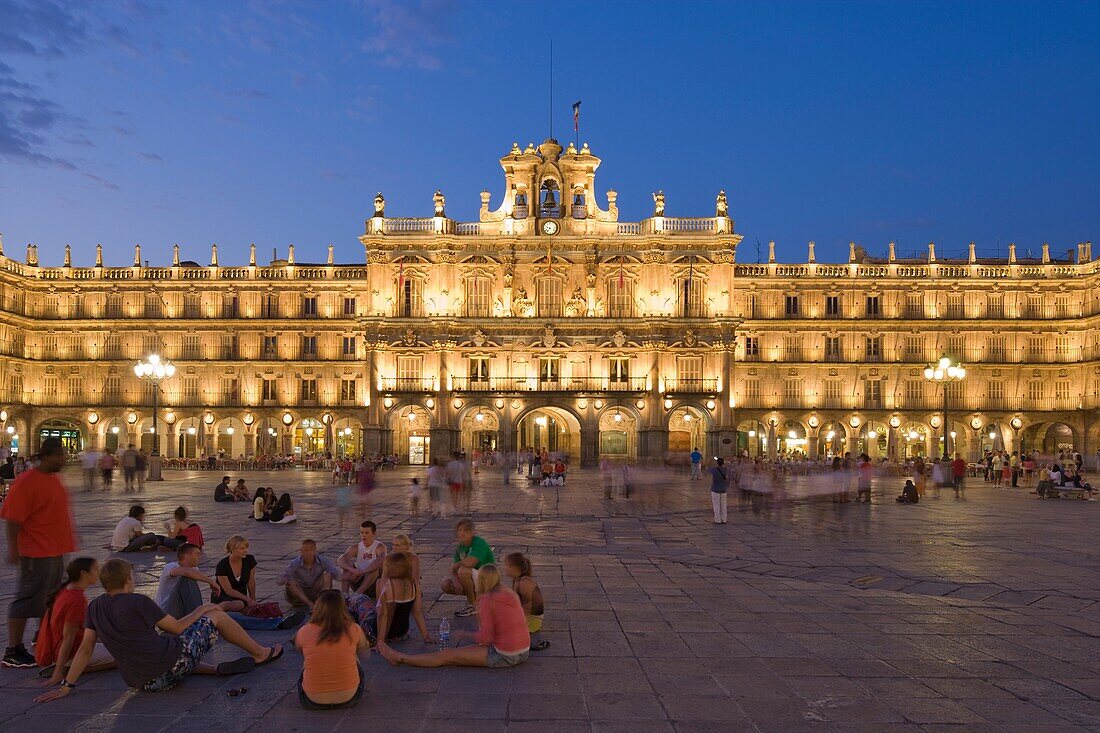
216, 657, 256, 676
256, 645, 284, 667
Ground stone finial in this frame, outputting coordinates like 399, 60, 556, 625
1008, 242, 1017, 263
95, 244, 103, 267
26, 243, 36, 266
1041, 242, 1050, 263
848, 241, 857, 263
888, 241, 896, 262
716, 190, 728, 218
0, 233, 4, 256
807, 240, 815, 263
134, 244, 141, 266
288, 244, 295, 265
968, 241, 976, 263
210, 244, 218, 267
64, 244, 72, 267
1078, 242, 1084, 263
1087, 241, 1093, 262
510, 142, 520, 155
248, 243, 256, 266
327, 244, 334, 265
581, 142, 590, 154
373, 192, 385, 217
768, 241, 776, 263
433, 190, 446, 217
173, 244, 180, 266
927, 241, 936, 262
652, 190, 665, 217
480, 190, 491, 206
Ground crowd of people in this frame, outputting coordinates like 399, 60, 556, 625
0, 438, 548, 713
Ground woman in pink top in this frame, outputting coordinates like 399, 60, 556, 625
377, 565, 530, 668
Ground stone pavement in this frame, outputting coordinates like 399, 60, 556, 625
3, 466, 1100, 732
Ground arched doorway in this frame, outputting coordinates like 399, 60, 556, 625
778, 420, 807, 456
600, 407, 638, 460
901, 425, 928, 459
295, 417, 325, 457
515, 406, 581, 463
461, 407, 499, 454
392, 405, 432, 465
176, 417, 201, 458
214, 417, 245, 458
256, 418, 280, 456
819, 421, 846, 458
668, 406, 706, 459
37, 419, 83, 456
333, 417, 363, 458
980, 423, 1005, 453
1021, 422, 1076, 459
103, 418, 125, 454
736, 419, 767, 458
136, 416, 169, 455
856, 421, 888, 459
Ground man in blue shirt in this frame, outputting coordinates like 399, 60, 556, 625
690, 448, 703, 480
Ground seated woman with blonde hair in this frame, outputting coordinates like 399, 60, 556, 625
377, 564, 529, 669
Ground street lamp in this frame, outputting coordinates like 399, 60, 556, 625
134, 354, 175, 481
923, 356, 965, 460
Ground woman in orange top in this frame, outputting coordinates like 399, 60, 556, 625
293, 590, 369, 709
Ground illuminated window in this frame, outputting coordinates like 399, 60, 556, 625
744, 336, 760, 360
342, 336, 357, 358
536, 278, 563, 317
299, 379, 318, 402
825, 336, 842, 362
343, 296, 357, 316
400, 279, 423, 317
607, 276, 634, 318
784, 295, 799, 318
905, 380, 924, 405
864, 379, 882, 408
539, 357, 560, 383
301, 296, 318, 317
465, 277, 491, 317
262, 378, 278, 402
865, 336, 882, 362
865, 296, 880, 318
340, 378, 357, 403
609, 357, 629, 383
988, 381, 1005, 407
469, 357, 490, 383
825, 295, 841, 318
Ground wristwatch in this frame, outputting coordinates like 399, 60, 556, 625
60, 680, 76, 689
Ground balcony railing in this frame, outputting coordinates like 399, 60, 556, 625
448, 376, 648, 392
663, 378, 719, 394
380, 377, 435, 392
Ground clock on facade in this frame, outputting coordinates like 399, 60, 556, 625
540, 219, 560, 236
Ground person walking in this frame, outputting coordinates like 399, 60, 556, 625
79, 449, 100, 493
690, 447, 703, 480
709, 457, 729, 524
1, 438, 76, 668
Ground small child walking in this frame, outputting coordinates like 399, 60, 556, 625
409, 477, 422, 518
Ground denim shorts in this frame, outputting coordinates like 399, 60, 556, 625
142, 617, 218, 692
486, 645, 529, 668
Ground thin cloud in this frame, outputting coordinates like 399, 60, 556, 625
218, 114, 244, 127
134, 150, 164, 162
359, 0, 454, 71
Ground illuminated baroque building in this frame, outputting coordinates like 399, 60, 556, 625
1, 137, 1098, 467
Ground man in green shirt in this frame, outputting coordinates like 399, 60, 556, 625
440, 519, 494, 617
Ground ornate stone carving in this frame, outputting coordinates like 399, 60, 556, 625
683, 330, 698, 347
373, 192, 385, 217
612, 330, 627, 348
403, 329, 417, 346
652, 190, 665, 216
564, 288, 586, 317
472, 329, 487, 347
716, 190, 728, 217
433, 189, 446, 217
541, 325, 557, 348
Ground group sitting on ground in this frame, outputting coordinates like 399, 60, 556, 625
110, 505, 181, 553
28, 511, 545, 709
214, 477, 250, 502
251, 486, 297, 523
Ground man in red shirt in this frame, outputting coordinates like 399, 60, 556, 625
951, 454, 968, 497
1, 438, 76, 668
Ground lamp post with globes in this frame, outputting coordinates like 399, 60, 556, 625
134, 354, 175, 481
923, 357, 965, 461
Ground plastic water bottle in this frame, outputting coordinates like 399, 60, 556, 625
439, 619, 450, 648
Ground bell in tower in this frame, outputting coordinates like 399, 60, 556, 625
539, 179, 561, 217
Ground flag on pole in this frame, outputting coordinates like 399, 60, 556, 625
572, 100, 581, 132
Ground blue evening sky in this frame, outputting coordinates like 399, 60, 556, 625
0, 0, 1097, 266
